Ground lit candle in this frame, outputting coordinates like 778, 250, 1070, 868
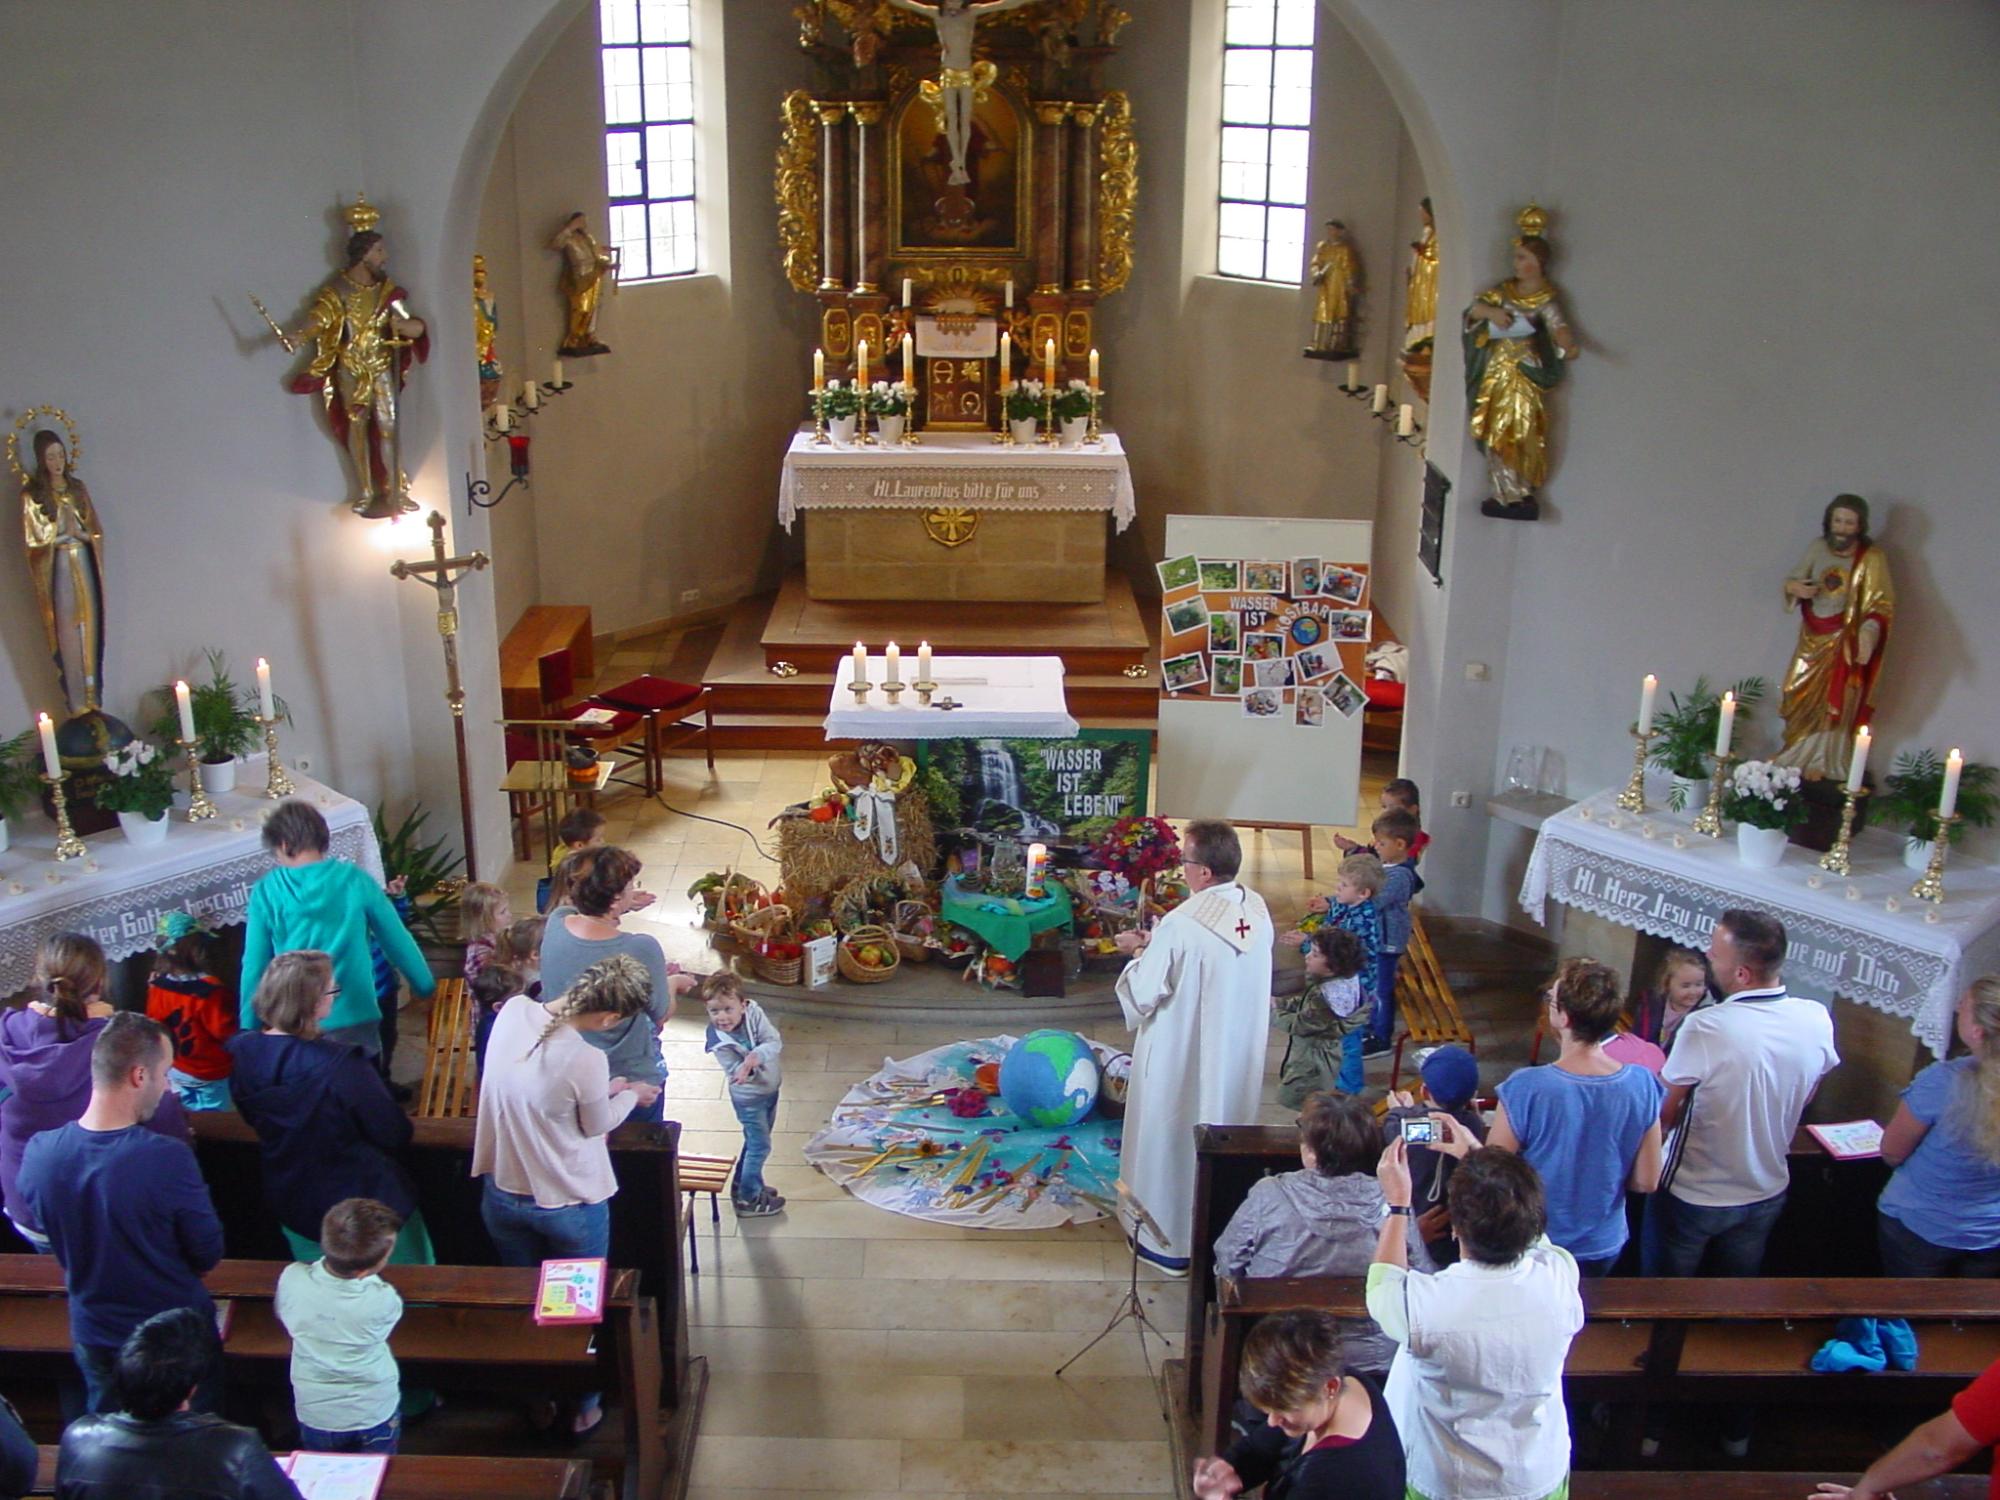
1089, 347, 1100, 390
551, 357, 564, 386
1636, 674, 1658, 736
884, 641, 902, 686
902, 332, 914, 378
857, 339, 869, 389
1846, 724, 1870, 794
494, 402, 510, 433
1371, 384, 1389, 414
1714, 692, 1736, 758
1345, 361, 1360, 389
175, 679, 197, 743
1004, 279, 1014, 309
523, 378, 540, 410
999, 332, 1011, 386
850, 642, 868, 689
1940, 748, 1965, 821
256, 658, 275, 721
903, 277, 913, 307
813, 347, 824, 391
37, 713, 60, 778
1396, 404, 1415, 437
1027, 842, 1048, 895
1044, 338, 1056, 386
917, 640, 932, 682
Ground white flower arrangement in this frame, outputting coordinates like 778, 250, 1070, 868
864, 379, 915, 416
1003, 378, 1046, 420
96, 737, 177, 820
1722, 758, 1808, 831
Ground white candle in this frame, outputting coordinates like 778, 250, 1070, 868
884, 641, 902, 687
902, 332, 914, 377
850, 642, 868, 688
175, 680, 197, 743
1714, 692, 1736, 758
1371, 384, 1389, 414
494, 402, 510, 433
857, 339, 869, 389
552, 357, 565, 386
523, 378, 540, 409
813, 347, 824, 391
1637, 674, 1658, 736
1027, 841, 1048, 894
903, 277, 913, 307
999, 332, 1010, 386
1345, 361, 1360, 389
1846, 724, 1870, 794
1940, 748, 1965, 821
917, 640, 932, 682
37, 713, 60, 778
257, 658, 275, 721
1396, 404, 1415, 437
1004, 279, 1014, 309
1089, 347, 1100, 389
1044, 338, 1056, 386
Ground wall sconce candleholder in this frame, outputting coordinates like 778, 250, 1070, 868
466, 434, 531, 513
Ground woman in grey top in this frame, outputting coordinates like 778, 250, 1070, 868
537, 847, 693, 1122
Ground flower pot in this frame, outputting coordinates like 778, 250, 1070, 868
1060, 416, 1088, 447
117, 810, 170, 848
1736, 823, 1789, 869
197, 758, 238, 796
829, 414, 858, 446
1010, 417, 1039, 444
1670, 775, 1710, 815
878, 413, 906, 444
1904, 836, 1937, 872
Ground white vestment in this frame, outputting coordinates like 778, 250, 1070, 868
1115, 880, 1274, 1258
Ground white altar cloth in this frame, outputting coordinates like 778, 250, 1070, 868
1521, 788, 2000, 1057
824, 656, 1078, 741
778, 430, 1136, 533
0, 758, 382, 992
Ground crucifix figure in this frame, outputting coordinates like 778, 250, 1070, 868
888, 0, 1037, 185
389, 511, 490, 876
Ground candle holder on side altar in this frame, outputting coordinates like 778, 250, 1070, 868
1039, 383, 1056, 444
854, 395, 876, 446
1817, 784, 1869, 875
897, 417, 921, 447
913, 679, 939, 707
177, 738, 219, 822
43, 772, 87, 861
1615, 728, 1657, 813
809, 393, 831, 446
260, 716, 295, 798
1084, 389, 1105, 446
1911, 813, 1960, 903
1691, 751, 1737, 838
880, 681, 905, 706
848, 679, 872, 705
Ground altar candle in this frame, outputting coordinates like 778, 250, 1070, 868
902, 332, 914, 377
1940, 748, 1965, 821
1004, 279, 1014, 309
857, 339, 869, 389
256, 658, 275, 721
37, 713, 60, 778
1636, 674, 1658, 736
1846, 724, 1870, 794
1345, 361, 1360, 389
884, 641, 901, 686
813, 347, 824, 391
1396, 404, 1415, 437
1089, 347, 1100, 389
1370, 384, 1389, 414
1044, 338, 1056, 386
917, 640, 932, 682
494, 402, 510, 433
851, 642, 868, 688
1714, 692, 1736, 758
552, 357, 564, 386
523, 378, 540, 410
903, 277, 913, 307
999, 332, 1011, 385
175, 680, 197, 743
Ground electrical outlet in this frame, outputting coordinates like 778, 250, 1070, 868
1464, 661, 1490, 681
679, 588, 700, 609
1450, 790, 1472, 808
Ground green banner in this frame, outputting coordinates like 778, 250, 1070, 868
921, 730, 1150, 844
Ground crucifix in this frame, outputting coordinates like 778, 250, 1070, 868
389, 510, 491, 878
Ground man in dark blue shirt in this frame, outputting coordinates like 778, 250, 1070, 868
19, 1013, 225, 1415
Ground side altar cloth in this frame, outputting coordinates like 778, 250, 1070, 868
779, 432, 1135, 603
1521, 789, 2000, 1058
0, 758, 382, 992
823, 655, 1077, 741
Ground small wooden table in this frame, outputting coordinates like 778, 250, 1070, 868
500, 606, 594, 719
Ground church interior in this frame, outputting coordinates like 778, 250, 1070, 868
3, 1, 2000, 1497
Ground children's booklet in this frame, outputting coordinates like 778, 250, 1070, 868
1807, 1119, 1885, 1160
536, 1256, 608, 1325
280, 1452, 390, 1500
214, 1299, 234, 1341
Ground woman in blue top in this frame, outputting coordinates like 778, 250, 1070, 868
1877, 975, 2000, 1277
1489, 958, 1664, 1275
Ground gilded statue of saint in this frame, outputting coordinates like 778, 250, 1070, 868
1774, 496, 1895, 780
473, 253, 503, 407
15, 422, 105, 716
1465, 204, 1577, 522
551, 212, 619, 357
1307, 220, 1361, 357
1400, 196, 1438, 400
888, 0, 1037, 186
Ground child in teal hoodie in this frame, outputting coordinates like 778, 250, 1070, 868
240, 801, 435, 1056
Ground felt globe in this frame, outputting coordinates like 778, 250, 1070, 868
998, 1029, 1099, 1129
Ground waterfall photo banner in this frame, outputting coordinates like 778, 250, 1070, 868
921, 730, 1151, 847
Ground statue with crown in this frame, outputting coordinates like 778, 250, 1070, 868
256, 195, 429, 518
1464, 203, 1578, 522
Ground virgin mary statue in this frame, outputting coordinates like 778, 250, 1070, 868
17, 423, 106, 716
1464, 204, 1579, 521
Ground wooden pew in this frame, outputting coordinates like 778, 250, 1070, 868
0, 1256, 661, 1499
32, 1447, 593, 1499
418, 976, 479, 1119
1571, 1476, 1985, 1500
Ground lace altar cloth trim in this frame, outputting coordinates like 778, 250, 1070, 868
1520, 791, 2000, 1059
779, 431, 1135, 532
0, 770, 381, 992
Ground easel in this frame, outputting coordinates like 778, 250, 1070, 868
1238, 821, 1315, 880
1057, 1179, 1174, 1418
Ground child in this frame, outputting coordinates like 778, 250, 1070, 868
1629, 945, 1711, 1053
700, 972, 785, 1218
470, 963, 528, 1076
495, 916, 546, 998
1285, 855, 1385, 1090
1382, 1045, 1487, 1268
1364, 809, 1423, 1055
540, 808, 606, 913
1334, 779, 1431, 861
275, 1197, 406, 1454
365, 874, 416, 1098
458, 883, 512, 980
1275, 929, 1369, 1106
145, 911, 236, 1111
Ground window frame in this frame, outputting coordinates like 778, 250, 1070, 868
1215, 0, 1316, 286
599, 0, 699, 284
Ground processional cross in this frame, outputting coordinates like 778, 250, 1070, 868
389, 511, 490, 878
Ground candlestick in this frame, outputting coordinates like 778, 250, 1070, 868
1040, 373, 1056, 445
1714, 691, 1737, 758
1084, 381, 1105, 446
880, 679, 905, 706
850, 642, 868, 688
1691, 750, 1736, 838
1818, 784, 1868, 874
1940, 748, 1964, 821
256, 658, 276, 722
884, 641, 902, 687
1615, 727, 1657, 813
552, 358, 565, 387
42, 772, 86, 861
1371, 384, 1389, 414
37, 712, 61, 779
917, 640, 932, 682
177, 736, 218, 822
813, 347, 824, 391
1089, 348, 1100, 389
261, 715, 295, 798
1846, 725, 1871, 795
1911, 812, 1960, 903
1636, 674, 1659, 737
174, 680, 197, 743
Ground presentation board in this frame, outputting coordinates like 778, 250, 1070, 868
1156, 514, 1374, 829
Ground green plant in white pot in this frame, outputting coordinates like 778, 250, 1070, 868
1876, 750, 1998, 871
96, 737, 178, 847
1647, 675, 1766, 810
150, 649, 286, 796
1722, 758, 1807, 870
0, 729, 42, 855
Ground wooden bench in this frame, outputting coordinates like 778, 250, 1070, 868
0, 1257, 663, 1499
419, 976, 478, 1119
31, 1447, 592, 1499
676, 1153, 738, 1276
1571, 1475, 1985, 1499
501, 606, 595, 721
1389, 908, 1474, 1090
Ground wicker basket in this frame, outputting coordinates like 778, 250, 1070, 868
836, 924, 901, 984
890, 898, 935, 964
731, 904, 802, 985
705, 870, 768, 931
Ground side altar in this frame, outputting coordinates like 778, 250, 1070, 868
780, 431, 1134, 602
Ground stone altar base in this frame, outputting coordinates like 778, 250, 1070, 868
804, 507, 1106, 602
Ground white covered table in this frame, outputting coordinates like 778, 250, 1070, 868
0, 758, 382, 993
1521, 788, 2000, 1057
823, 656, 1078, 741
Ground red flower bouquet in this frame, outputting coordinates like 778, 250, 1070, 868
1094, 815, 1181, 882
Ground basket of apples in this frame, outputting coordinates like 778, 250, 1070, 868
836, 923, 902, 984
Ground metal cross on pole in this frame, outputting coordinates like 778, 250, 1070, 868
389, 510, 490, 879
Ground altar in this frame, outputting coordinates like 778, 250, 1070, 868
823, 655, 1077, 741
779, 432, 1135, 603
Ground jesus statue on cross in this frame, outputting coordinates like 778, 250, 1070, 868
888, 0, 1038, 185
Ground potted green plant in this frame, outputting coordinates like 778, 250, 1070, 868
373, 803, 467, 959
1052, 379, 1093, 445
865, 379, 915, 444
96, 737, 177, 846
1876, 750, 1998, 871
151, 649, 286, 796
1721, 758, 1807, 869
816, 379, 862, 445
1647, 675, 1766, 810
0, 729, 42, 855
1003, 378, 1045, 444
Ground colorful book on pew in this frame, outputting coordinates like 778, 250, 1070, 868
214, 1299, 234, 1341
1807, 1119, 1885, 1159
279, 1452, 389, 1500
536, 1256, 608, 1325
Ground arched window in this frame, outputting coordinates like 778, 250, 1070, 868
1217, 0, 1315, 283
599, 0, 698, 281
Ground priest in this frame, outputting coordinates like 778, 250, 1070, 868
1113, 820, 1274, 1273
